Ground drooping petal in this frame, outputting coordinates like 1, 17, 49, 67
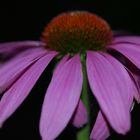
102, 53, 134, 108
113, 36, 140, 45
90, 111, 110, 140
71, 100, 88, 128
0, 52, 57, 127
107, 43, 140, 68
103, 53, 139, 113
0, 48, 47, 93
40, 55, 83, 140
0, 41, 45, 55
86, 51, 131, 134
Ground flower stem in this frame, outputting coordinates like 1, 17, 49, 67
77, 55, 90, 140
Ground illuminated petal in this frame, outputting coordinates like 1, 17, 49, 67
87, 51, 131, 134
0, 48, 47, 93
0, 52, 57, 127
108, 43, 140, 68
40, 55, 83, 140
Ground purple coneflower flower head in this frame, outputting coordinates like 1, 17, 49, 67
0, 11, 140, 140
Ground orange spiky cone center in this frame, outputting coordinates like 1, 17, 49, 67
42, 11, 112, 54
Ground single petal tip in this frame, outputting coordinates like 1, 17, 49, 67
71, 100, 88, 128
115, 120, 131, 135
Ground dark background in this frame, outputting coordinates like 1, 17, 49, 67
0, 0, 140, 139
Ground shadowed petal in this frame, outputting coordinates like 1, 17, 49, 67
113, 36, 140, 45
132, 74, 140, 94
53, 55, 69, 76
0, 52, 57, 127
71, 100, 88, 128
86, 51, 131, 134
90, 111, 110, 140
108, 43, 140, 68
0, 48, 47, 93
131, 73, 140, 93
40, 55, 83, 140
127, 72, 140, 103
0, 41, 45, 54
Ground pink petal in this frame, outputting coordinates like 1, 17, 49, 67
0, 48, 47, 93
102, 53, 134, 108
90, 111, 110, 140
86, 51, 131, 134
103, 53, 137, 112
0, 41, 45, 54
39, 55, 83, 140
127, 72, 140, 103
108, 43, 140, 68
0, 52, 57, 127
53, 55, 69, 76
113, 36, 140, 45
71, 100, 88, 128
133, 74, 140, 94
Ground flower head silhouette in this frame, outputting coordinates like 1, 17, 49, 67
0, 11, 140, 140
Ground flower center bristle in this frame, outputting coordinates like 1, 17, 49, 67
41, 11, 112, 54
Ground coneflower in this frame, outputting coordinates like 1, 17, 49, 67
0, 11, 140, 140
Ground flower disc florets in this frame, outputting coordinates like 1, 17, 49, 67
42, 11, 112, 54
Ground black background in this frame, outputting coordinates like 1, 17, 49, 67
0, 0, 140, 139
